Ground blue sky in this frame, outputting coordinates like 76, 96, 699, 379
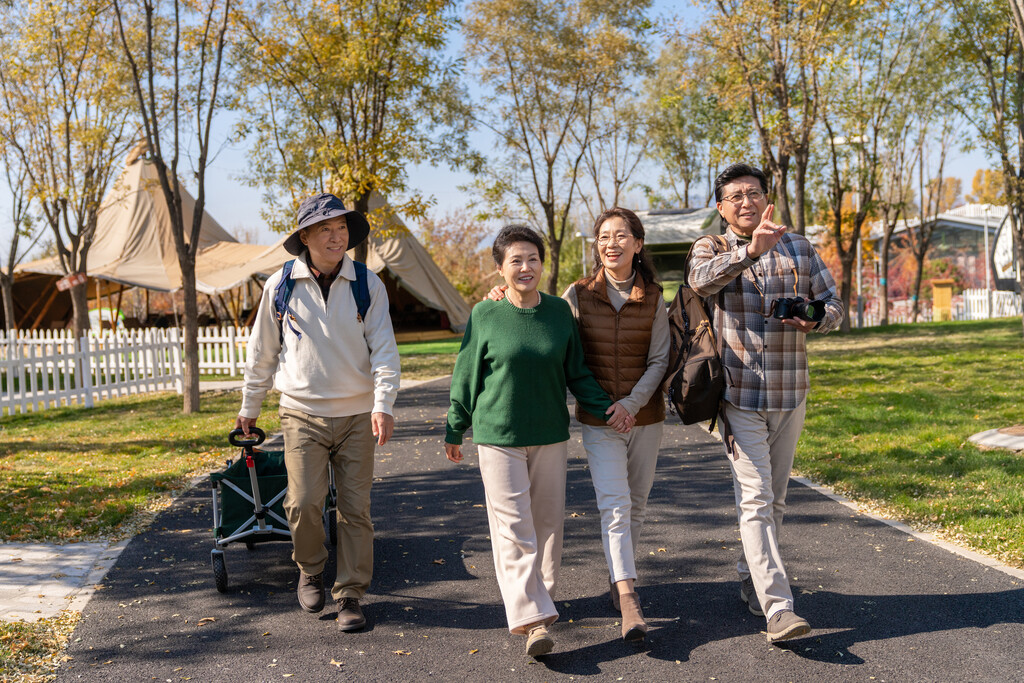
2, 1, 992, 255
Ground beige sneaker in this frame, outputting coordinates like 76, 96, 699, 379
766, 610, 810, 643
525, 624, 554, 657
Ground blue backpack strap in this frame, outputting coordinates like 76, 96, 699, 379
351, 260, 370, 322
273, 260, 302, 341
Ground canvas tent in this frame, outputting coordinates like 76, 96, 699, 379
207, 192, 470, 333
16, 152, 263, 293
15, 156, 470, 332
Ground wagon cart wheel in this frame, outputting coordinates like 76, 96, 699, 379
212, 549, 228, 592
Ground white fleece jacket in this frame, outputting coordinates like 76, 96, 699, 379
239, 254, 401, 419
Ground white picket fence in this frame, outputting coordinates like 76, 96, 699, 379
0, 326, 252, 415
957, 289, 1024, 320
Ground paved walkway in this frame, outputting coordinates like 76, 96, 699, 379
0, 377, 438, 623
40, 378, 1024, 681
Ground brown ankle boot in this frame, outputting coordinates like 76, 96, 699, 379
619, 591, 648, 642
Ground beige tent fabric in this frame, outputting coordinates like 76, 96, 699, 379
198, 194, 470, 331
17, 157, 239, 293
17, 157, 471, 330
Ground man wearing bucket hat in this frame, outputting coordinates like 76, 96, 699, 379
235, 192, 400, 632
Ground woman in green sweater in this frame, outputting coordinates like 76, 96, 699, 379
445, 225, 631, 658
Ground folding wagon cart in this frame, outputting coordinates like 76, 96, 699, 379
209, 427, 337, 592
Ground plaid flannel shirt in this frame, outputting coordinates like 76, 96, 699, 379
687, 230, 844, 412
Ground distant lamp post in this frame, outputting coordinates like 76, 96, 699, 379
574, 231, 590, 276
983, 205, 992, 318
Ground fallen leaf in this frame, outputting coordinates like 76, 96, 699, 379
469, 649, 478, 654
393, 650, 412, 656
330, 659, 344, 668
432, 559, 445, 565
197, 617, 216, 626
403, 607, 413, 612
262, 631, 271, 636
657, 548, 667, 553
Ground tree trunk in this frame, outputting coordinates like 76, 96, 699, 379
791, 160, 807, 236
839, 252, 855, 333
879, 232, 891, 326
545, 232, 562, 295
771, 162, 793, 231
180, 261, 201, 414
70, 282, 90, 338
910, 254, 925, 322
352, 193, 370, 263
0, 273, 15, 333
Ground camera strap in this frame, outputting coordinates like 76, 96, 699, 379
753, 235, 800, 318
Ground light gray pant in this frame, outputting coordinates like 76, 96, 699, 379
723, 400, 806, 620
279, 408, 376, 601
477, 441, 568, 634
582, 422, 664, 583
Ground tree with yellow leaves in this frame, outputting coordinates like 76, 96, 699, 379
233, 0, 477, 259
0, 0, 138, 337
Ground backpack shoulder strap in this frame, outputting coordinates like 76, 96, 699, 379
350, 260, 370, 322
273, 260, 301, 341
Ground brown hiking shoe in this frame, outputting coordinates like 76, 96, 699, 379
337, 597, 366, 632
766, 610, 810, 643
296, 572, 325, 613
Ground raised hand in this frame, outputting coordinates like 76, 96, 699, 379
747, 204, 787, 259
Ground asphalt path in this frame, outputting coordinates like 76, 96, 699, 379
58, 378, 1024, 682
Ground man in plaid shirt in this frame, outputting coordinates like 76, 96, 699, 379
688, 163, 844, 643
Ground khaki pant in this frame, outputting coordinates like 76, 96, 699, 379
477, 441, 568, 634
582, 422, 664, 583
279, 408, 376, 600
722, 400, 806, 620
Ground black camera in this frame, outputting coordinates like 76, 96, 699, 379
772, 297, 826, 323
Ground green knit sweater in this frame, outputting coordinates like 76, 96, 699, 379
445, 293, 613, 447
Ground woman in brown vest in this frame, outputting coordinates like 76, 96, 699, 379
487, 207, 669, 641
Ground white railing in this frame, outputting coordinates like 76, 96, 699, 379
0, 328, 183, 415
957, 290, 1023, 320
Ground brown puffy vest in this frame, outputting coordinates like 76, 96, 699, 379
574, 268, 666, 427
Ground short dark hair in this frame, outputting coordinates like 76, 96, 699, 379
492, 224, 545, 265
714, 163, 769, 202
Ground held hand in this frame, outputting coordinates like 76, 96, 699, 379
747, 204, 787, 259
234, 415, 257, 435
484, 285, 508, 302
445, 443, 463, 463
781, 317, 818, 333
605, 402, 635, 434
371, 412, 395, 446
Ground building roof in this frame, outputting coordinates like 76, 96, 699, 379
635, 207, 720, 246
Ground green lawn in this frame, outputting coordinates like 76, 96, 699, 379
800, 317, 1024, 566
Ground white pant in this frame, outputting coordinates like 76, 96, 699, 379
477, 441, 568, 634
582, 422, 664, 583
723, 400, 806, 620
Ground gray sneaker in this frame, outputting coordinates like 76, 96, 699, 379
740, 577, 764, 617
766, 610, 811, 643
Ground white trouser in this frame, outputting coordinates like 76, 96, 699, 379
723, 400, 806, 620
477, 441, 568, 634
582, 422, 664, 583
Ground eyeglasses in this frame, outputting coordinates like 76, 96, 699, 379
721, 190, 766, 205
596, 233, 633, 247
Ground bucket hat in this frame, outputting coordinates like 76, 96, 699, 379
283, 193, 371, 255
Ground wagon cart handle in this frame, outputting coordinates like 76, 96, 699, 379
228, 427, 266, 448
